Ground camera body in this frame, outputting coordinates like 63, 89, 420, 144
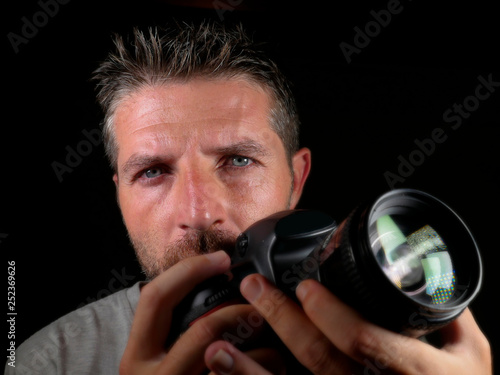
167, 210, 336, 345
168, 189, 482, 344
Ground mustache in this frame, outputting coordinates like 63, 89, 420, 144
134, 227, 239, 280
157, 228, 237, 275
172, 228, 237, 256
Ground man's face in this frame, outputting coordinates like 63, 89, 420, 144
113, 78, 310, 279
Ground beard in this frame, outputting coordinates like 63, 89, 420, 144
130, 228, 237, 280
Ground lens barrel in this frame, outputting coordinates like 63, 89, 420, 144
319, 189, 482, 336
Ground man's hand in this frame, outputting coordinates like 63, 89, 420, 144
119, 251, 280, 374
204, 275, 492, 374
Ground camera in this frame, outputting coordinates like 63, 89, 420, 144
167, 188, 482, 344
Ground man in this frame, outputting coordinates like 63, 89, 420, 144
8, 21, 491, 374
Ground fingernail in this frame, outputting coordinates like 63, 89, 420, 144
296, 280, 310, 302
210, 349, 234, 375
206, 250, 229, 265
241, 276, 262, 302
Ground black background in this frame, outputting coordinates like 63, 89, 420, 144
3, 0, 499, 369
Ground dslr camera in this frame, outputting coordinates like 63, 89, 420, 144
168, 189, 482, 343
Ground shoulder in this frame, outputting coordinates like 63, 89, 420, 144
7, 281, 144, 375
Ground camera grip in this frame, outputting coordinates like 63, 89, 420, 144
165, 274, 243, 347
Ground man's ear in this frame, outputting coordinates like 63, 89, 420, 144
289, 147, 312, 209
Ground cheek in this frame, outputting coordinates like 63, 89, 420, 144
117, 189, 143, 236
226, 171, 292, 227
118, 185, 172, 237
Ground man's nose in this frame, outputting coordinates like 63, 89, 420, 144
173, 167, 226, 231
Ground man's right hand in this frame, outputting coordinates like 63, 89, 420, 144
119, 251, 283, 374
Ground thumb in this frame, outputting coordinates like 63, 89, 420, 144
205, 341, 274, 375
440, 308, 491, 359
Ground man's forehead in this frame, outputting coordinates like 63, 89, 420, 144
125, 121, 276, 153
114, 78, 273, 134
113, 78, 283, 166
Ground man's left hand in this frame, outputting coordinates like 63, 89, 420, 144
205, 275, 492, 374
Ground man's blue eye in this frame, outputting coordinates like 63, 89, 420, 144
144, 168, 163, 178
231, 156, 251, 167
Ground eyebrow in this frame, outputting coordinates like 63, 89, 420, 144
213, 140, 270, 159
121, 155, 169, 177
120, 139, 270, 177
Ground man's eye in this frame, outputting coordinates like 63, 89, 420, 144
230, 156, 252, 167
143, 167, 164, 178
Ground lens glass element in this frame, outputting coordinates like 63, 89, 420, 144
370, 214, 456, 305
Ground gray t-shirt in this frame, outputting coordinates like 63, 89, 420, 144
5, 282, 143, 374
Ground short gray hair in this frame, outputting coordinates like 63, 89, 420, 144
92, 21, 300, 171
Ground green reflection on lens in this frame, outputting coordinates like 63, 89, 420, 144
421, 253, 455, 304
375, 215, 456, 304
376, 215, 407, 264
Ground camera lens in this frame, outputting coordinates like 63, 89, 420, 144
371, 213, 456, 305
320, 189, 482, 336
